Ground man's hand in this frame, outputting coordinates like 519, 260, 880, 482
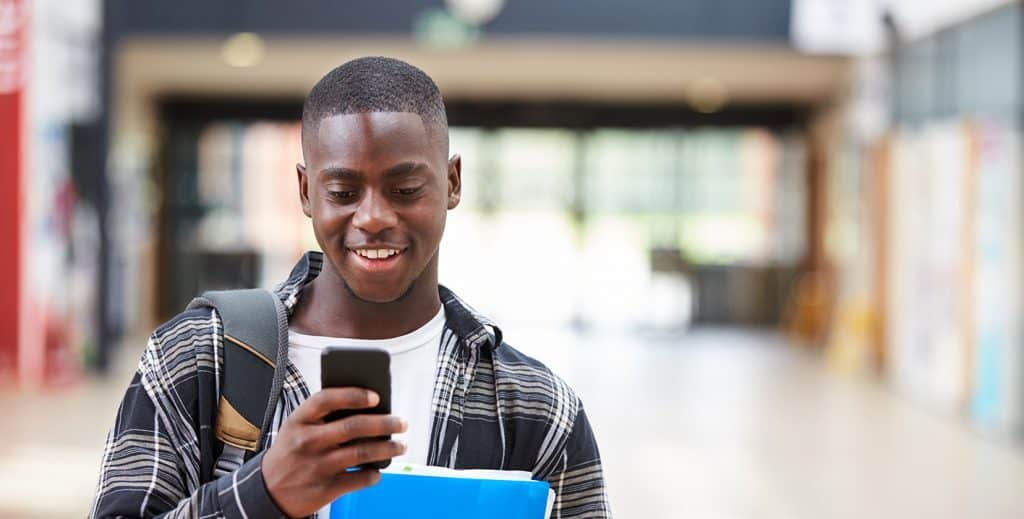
261, 388, 407, 518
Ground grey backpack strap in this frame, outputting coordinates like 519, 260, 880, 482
189, 288, 283, 454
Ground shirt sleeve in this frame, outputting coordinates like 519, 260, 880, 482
544, 404, 612, 518
89, 331, 285, 519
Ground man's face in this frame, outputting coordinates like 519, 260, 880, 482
298, 112, 460, 303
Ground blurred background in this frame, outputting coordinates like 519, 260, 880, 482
1, 0, 1023, 517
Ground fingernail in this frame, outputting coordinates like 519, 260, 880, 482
398, 418, 408, 432
367, 391, 379, 406
398, 441, 407, 454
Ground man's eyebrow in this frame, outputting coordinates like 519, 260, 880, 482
319, 167, 362, 181
383, 162, 429, 179
319, 163, 429, 181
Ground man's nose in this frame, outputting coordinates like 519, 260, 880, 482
351, 190, 398, 236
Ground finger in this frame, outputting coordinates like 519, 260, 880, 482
323, 440, 407, 472
320, 414, 407, 446
291, 388, 380, 423
329, 468, 382, 497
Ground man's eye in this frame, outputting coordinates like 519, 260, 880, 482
393, 187, 422, 196
328, 190, 357, 200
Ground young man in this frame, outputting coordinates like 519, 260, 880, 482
91, 57, 609, 518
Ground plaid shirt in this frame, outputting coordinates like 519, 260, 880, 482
90, 252, 610, 518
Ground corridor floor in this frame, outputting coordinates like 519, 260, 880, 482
2, 327, 1022, 518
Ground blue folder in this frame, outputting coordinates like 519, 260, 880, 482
330, 471, 551, 519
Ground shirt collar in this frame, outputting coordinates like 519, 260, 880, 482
273, 251, 502, 350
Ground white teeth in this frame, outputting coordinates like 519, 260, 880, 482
355, 249, 400, 259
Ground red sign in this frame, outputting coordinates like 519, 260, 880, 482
0, 0, 25, 384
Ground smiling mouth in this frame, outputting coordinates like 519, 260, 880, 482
348, 247, 407, 272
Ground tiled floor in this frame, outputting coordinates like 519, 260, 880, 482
2, 327, 1023, 518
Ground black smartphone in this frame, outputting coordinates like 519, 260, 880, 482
320, 347, 392, 470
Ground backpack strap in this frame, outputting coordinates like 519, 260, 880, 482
189, 288, 284, 454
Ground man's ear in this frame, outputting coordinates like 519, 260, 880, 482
447, 154, 462, 210
297, 163, 312, 218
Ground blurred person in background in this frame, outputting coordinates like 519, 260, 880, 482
90, 57, 609, 518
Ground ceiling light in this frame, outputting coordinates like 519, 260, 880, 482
221, 32, 266, 68
686, 77, 728, 114
445, 0, 505, 26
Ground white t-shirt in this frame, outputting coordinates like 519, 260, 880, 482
287, 307, 444, 468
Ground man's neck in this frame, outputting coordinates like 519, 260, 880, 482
289, 265, 442, 340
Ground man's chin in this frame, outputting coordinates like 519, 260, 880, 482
341, 279, 416, 304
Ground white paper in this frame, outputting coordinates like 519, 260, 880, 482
382, 463, 534, 482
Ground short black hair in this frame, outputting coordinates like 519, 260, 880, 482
301, 56, 448, 156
